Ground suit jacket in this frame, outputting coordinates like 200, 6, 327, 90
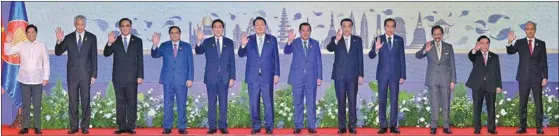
284, 37, 323, 85
103, 34, 144, 83
152, 40, 194, 85
55, 31, 98, 82
506, 38, 548, 83
368, 34, 406, 81
415, 41, 456, 86
326, 35, 364, 81
466, 50, 502, 92
238, 34, 280, 84
195, 36, 235, 85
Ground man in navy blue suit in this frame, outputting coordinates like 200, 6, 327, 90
326, 18, 364, 134
238, 17, 280, 134
151, 26, 194, 135
284, 22, 322, 134
195, 19, 235, 134
369, 18, 407, 134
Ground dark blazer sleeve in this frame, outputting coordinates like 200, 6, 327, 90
273, 37, 280, 76
369, 37, 379, 59
358, 38, 364, 77
238, 38, 248, 57
151, 43, 162, 58
495, 55, 502, 88
229, 41, 236, 80
55, 35, 69, 56
415, 43, 428, 59
91, 34, 98, 78
326, 36, 337, 52
137, 39, 144, 79
399, 38, 406, 80
284, 41, 294, 54
541, 41, 548, 79
468, 49, 477, 62
194, 39, 206, 54
316, 40, 323, 80
506, 39, 520, 54
186, 43, 194, 81
103, 42, 114, 57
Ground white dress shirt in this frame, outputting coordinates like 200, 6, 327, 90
76, 31, 84, 44
256, 34, 265, 55
335, 35, 351, 53
4, 40, 50, 84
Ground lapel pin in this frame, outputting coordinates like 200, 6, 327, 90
536, 43, 539, 46
85, 37, 88, 41
212, 44, 215, 47
267, 40, 270, 43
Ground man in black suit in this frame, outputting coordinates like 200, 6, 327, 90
326, 18, 364, 134
466, 35, 502, 134
506, 21, 548, 134
54, 15, 97, 134
103, 18, 144, 134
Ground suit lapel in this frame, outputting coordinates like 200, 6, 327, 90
79, 33, 89, 55
532, 39, 540, 58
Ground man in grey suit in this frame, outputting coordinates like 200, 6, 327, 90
415, 25, 456, 134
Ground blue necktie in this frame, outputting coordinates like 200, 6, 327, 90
124, 36, 128, 53
216, 38, 221, 56
303, 41, 308, 57
77, 35, 82, 52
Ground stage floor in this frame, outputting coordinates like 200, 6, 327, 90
2, 126, 558, 135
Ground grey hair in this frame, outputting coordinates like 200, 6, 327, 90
525, 21, 537, 29
74, 15, 87, 24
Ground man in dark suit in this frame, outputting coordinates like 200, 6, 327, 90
54, 15, 97, 134
506, 21, 548, 134
151, 26, 193, 135
284, 22, 322, 134
103, 18, 144, 134
369, 18, 406, 134
326, 18, 364, 134
195, 19, 234, 134
238, 17, 280, 134
466, 35, 502, 134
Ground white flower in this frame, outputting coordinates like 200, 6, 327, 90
506, 98, 512, 101
496, 115, 500, 118
426, 124, 430, 128
288, 117, 292, 121
555, 115, 558, 119
104, 114, 112, 119
426, 107, 431, 112
30, 113, 33, 117
280, 103, 285, 107
400, 107, 410, 112
548, 97, 553, 103
503, 91, 507, 94
149, 97, 154, 101
499, 100, 504, 105
45, 115, 51, 121
419, 117, 425, 122
496, 120, 498, 124
197, 95, 201, 98
402, 100, 407, 105
375, 105, 379, 111
422, 97, 428, 101
416, 97, 422, 102
231, 93, 235, 96
195, 98, 199, 103
286, 107, 291, 112
500, 109, 507, 116
547, 107, 552, 112
416, 125, 420, 127
148, 109, 156, 117
375, 116, 379, 123
289, 113, 293, 117
89, 125, 93, 128
330, 115, 335, 119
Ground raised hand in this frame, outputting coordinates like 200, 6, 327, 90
107, 31, 116, 45
335, 28, 342, 42
55, 27, 64, 42
425, 40, 433, 52
196, 27, 204, 43
375, 36, 383, 51
474, 41, 482, 52
287, 29, 295, 45
507, 30, 516, 44
241, 32, 248, 48
152, 32, 160, 47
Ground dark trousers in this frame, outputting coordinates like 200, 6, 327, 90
68, 80, 91, 130
518, 82, 544, 128
20, 83, 42, 129
472, 83, 496, 131
114, 82, 138, 130
206, 82, 229, 129
377, 79, 400, 128
334, 79, 357, 129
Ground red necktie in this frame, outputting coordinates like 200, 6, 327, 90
173, 44, 178, 58
483, 53, 487, 65
528, 39, 533, 56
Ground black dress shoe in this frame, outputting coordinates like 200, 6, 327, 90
293, 128, 301, 134
207, 128, 217, 134
162, 129, 172, 134
179, 129, 188, 134
127, 129, 136, 134
219, 128, 229, 134
515, 127, 526, 134
430, 128, 437, 134
114, 129, 127, 134
348, 128, 357, 134
308, 128, 317, 134
68, 129, 79, 134
488, 130, 498, 134
250, 129, 261, 134
34, 128, 42, 134
536, 127, 544, 134
18, 128, 28, 134
474, 129, 481, 134
377, 128, 387, 134
338, 128, 347, 134
443, 128, 452, 134
266, 128, 273, 134
82, 128, 89, 134
390, 127, 401, 134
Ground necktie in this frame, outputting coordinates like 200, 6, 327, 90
303, 40, 308, 57
216, 38, 221, 56
528, 39, 533, 56
483, 52, 488, 65
345, 38, 349, 53
173, 44, 178, 58
77, 34, 82, 52
123, 36, 128, 53
388, 37, 393, 52
437, 43, 441, 61
258, 37, 263, 56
